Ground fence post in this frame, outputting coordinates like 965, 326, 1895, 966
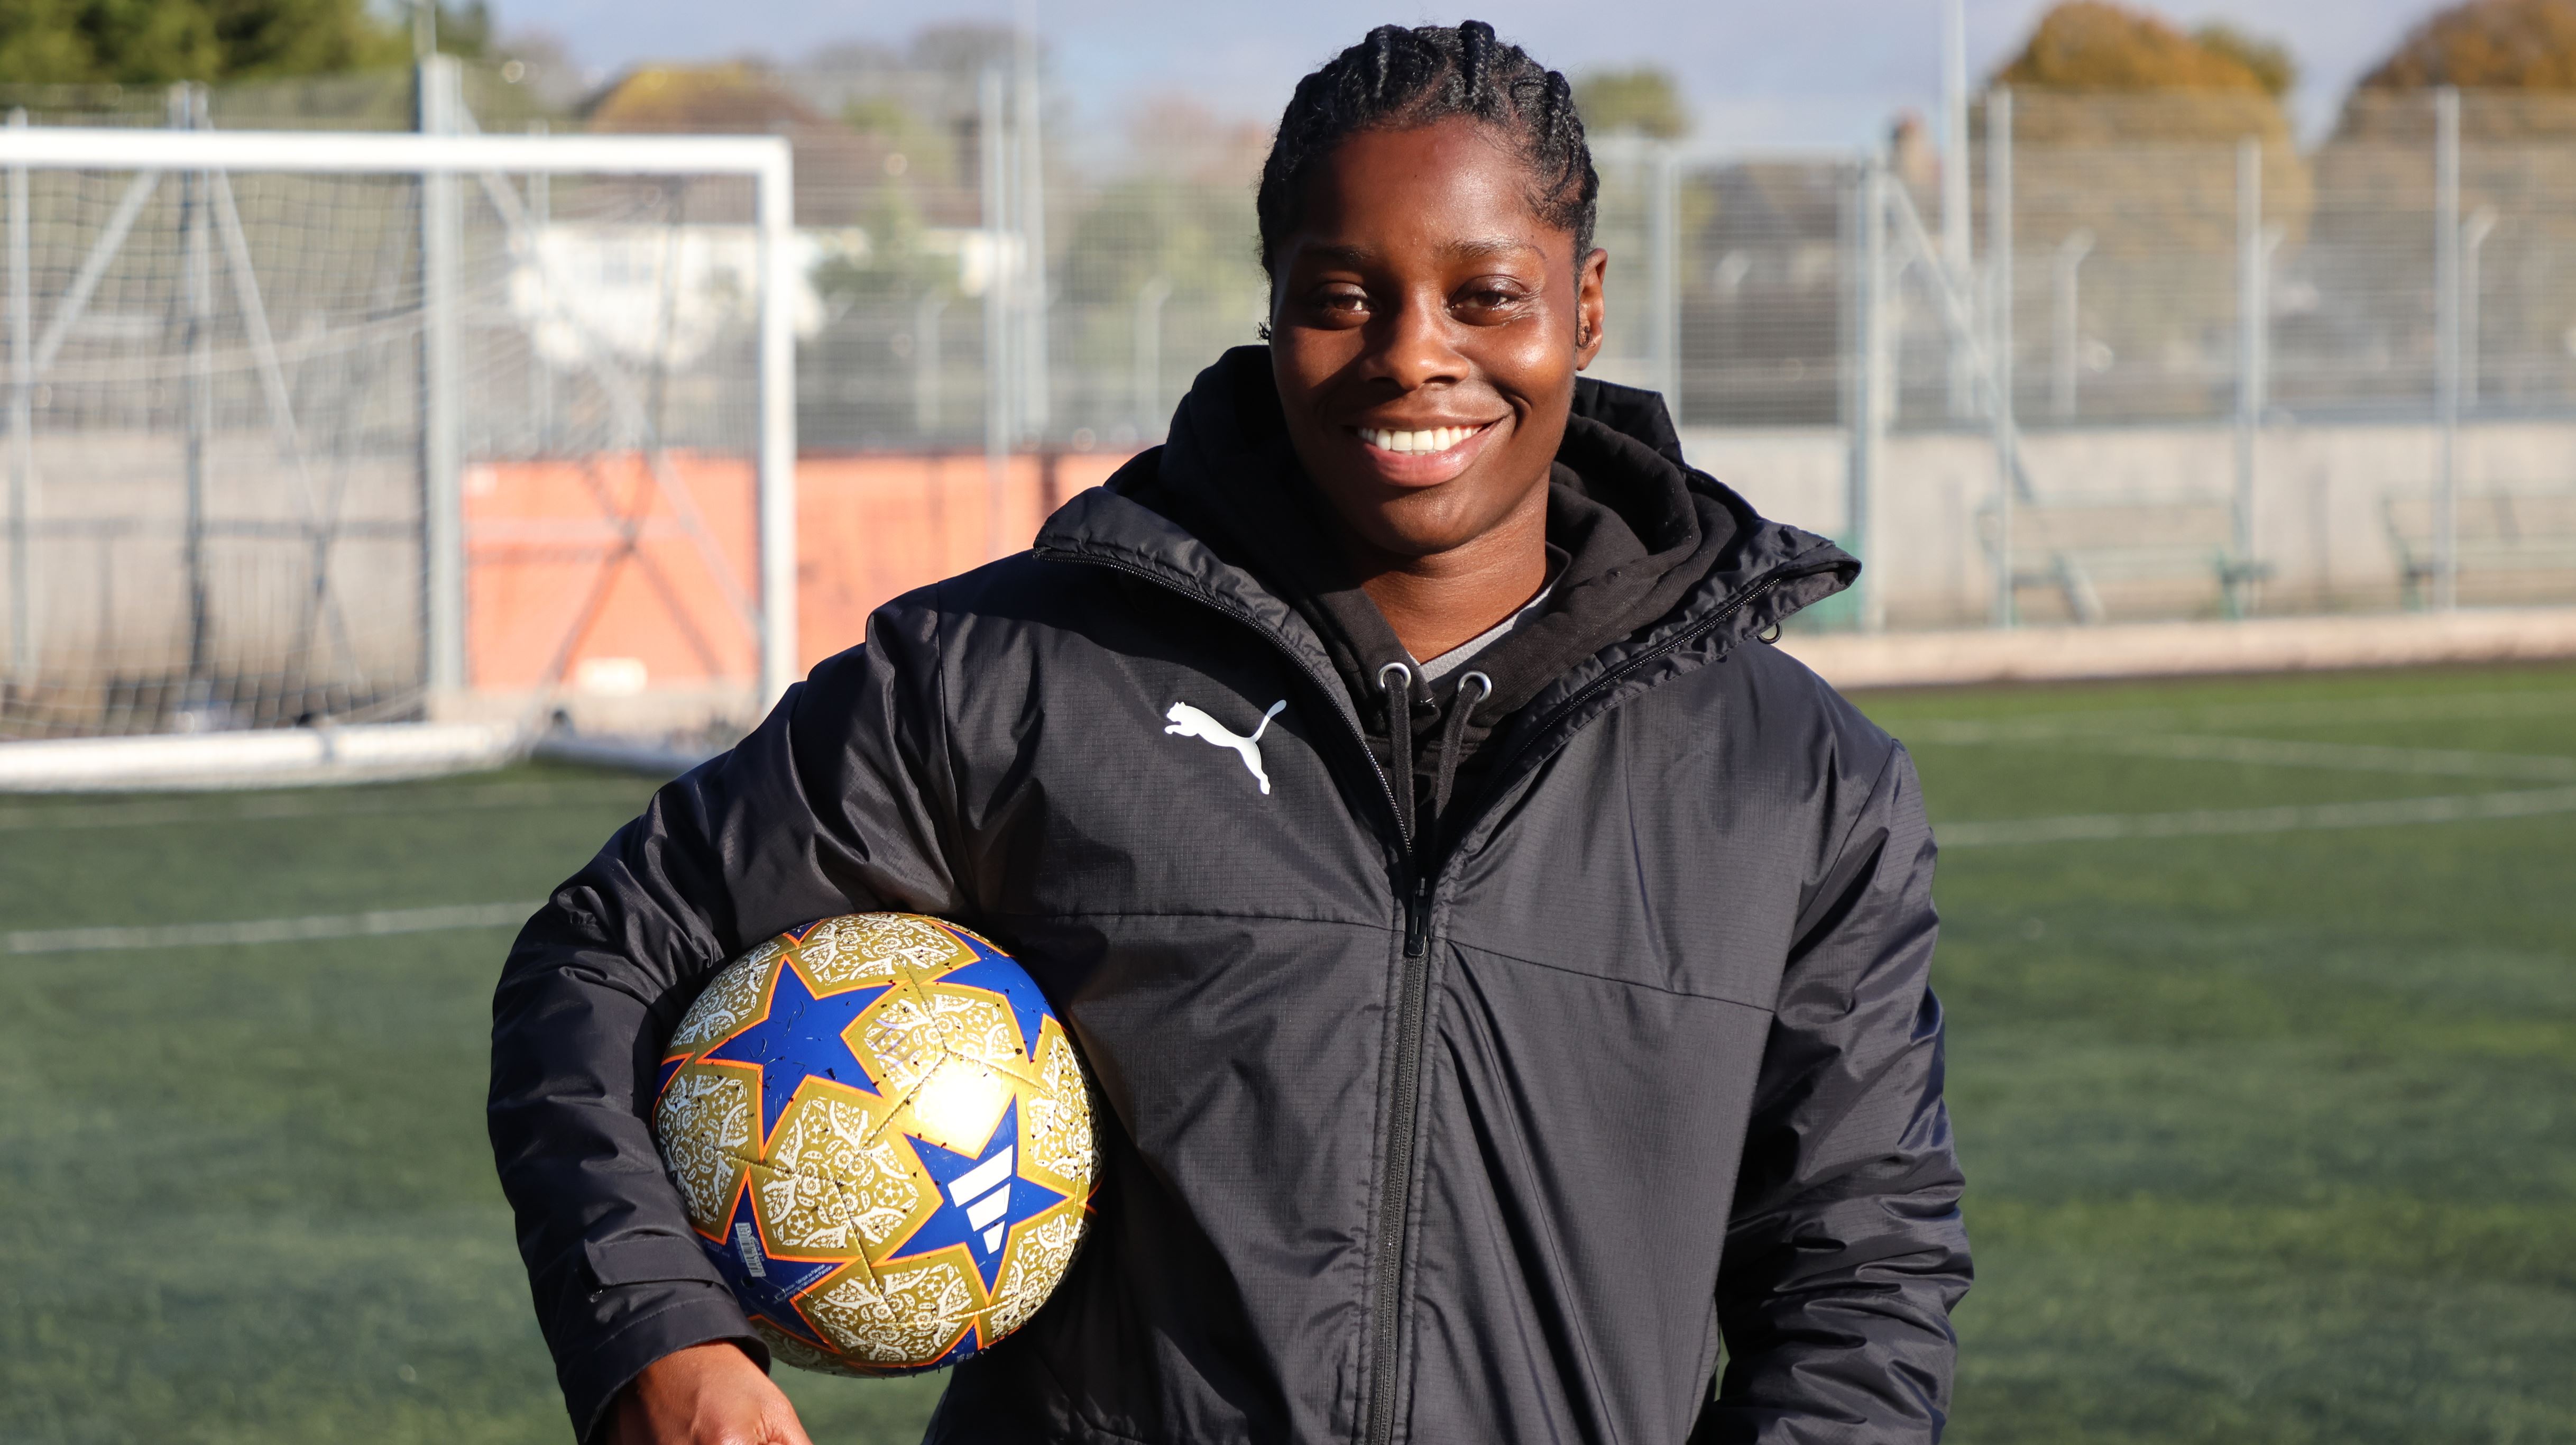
980, 66, 1013, 561
755, 140, 798, 707
1648, 141, 1680, 411
2461, 206, 2496, 410
177, 83, 214, 689
1013, 16, 1048, 441
914, 292, 946, 437
416, 54, 466, 701
1846, 153, 1890, 633
2050, 229, 2092, 419
1132, 275, 1170, 440
2433, 85, 2461, 611
1942, 0, 1974, 421
1988, 87, 2016, 629
2232, 136, 2264, 618
7, 108, 31, 689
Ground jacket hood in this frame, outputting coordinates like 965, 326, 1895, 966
1042, 345, 1852, 692
1035, 346, 1855, 839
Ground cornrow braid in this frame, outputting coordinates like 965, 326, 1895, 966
1256, 20, 1598, 283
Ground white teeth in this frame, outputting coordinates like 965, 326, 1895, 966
1360, 425, 1474, 454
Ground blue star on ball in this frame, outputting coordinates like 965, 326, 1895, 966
927, 934, 1056, 1063
701, 954, 892, 1147
881, 1099, 1068, 1296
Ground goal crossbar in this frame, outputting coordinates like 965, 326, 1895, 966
0, 126, 802, 708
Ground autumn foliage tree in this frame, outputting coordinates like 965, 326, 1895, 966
1986, 2, 2308, 418
2360, 0, 2576, 89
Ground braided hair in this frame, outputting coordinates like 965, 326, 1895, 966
1256, 20, 1598, 283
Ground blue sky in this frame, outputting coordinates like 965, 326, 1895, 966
500, 0, 2439, 146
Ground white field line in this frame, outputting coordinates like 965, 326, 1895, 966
0, 780, 648, 833
1939, 785, 2576, 849
1903, 688, 2576, 746
5, 901, 541, 955
2059, 733, 2575, 781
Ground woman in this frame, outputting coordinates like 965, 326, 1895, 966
492, 21, 1968, 1445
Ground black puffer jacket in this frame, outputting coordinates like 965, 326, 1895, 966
490, 352, 1970, 1445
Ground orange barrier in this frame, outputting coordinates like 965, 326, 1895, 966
464, 450, 1138, 693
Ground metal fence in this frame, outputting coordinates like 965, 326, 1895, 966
5, 63, 2575, 736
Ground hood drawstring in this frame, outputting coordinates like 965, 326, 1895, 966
1430, 671, 1494, 828
1376, 662, 1496, 852
1376, 661, 1418, 844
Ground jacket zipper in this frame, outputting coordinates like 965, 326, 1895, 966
1042, 546, 1435, 1443
1042, 545, 1817, 1445
1368, 867, 1433, 1445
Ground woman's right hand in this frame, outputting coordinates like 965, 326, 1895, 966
604, 1341, 814, 1445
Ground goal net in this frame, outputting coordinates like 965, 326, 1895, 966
0, 124, 796, 743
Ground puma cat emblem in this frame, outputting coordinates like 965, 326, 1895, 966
1164, 699, 1289, 795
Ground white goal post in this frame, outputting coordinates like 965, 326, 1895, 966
0, 124, 799, 752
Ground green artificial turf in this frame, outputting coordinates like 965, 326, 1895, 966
1, 662, 2570, 1443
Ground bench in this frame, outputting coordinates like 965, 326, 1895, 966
2382, 488, 2576, 608
1975, 495, 2269, 624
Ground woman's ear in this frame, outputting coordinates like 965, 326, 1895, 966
1574, 247, 1608, 371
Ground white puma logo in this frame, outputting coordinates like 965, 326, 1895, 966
1164, 699, 1289, 794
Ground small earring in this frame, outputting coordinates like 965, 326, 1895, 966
1256, 322, 1274, 341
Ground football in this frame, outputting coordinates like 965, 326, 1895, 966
652, 913, 1097, 1374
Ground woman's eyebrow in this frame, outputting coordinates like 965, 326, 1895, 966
1438, 237, 1543, 263
1295, 237, 1543, 270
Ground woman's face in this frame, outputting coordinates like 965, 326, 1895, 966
1267, 118, 1607, 564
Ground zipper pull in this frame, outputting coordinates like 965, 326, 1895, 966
1403, 873, 1431, 958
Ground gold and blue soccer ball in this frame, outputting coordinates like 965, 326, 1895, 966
652, 913, 1097, 1374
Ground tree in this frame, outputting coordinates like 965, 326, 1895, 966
1986, 2, 2296, 146
1994, 1, 2277, 94
1575, 67, 1688, 139
0, 0, 495, 86
1986, 2, 2308, 419
2357, 0, 2576, 89
2193, 22, 2297, 97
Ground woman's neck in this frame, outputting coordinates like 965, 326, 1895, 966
1345, 491, 1551, 663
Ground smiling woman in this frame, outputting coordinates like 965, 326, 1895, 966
1257, 29, 1605, 660
495, 19, 1958, 1445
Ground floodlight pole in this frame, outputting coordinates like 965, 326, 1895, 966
1986, 87, 2016, 629
2433, 86, 2461, 611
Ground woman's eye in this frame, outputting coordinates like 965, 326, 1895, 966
1453, 284, 1529, 317
1308, 288, 1369, 318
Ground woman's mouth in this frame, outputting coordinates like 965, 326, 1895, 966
1347, 420, 1502, 483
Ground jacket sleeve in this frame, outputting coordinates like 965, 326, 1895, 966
1699, 742, 1971, 1444
487, 609, 964, 1441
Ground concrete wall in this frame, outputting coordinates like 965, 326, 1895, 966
1682, 419, 2576, 629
